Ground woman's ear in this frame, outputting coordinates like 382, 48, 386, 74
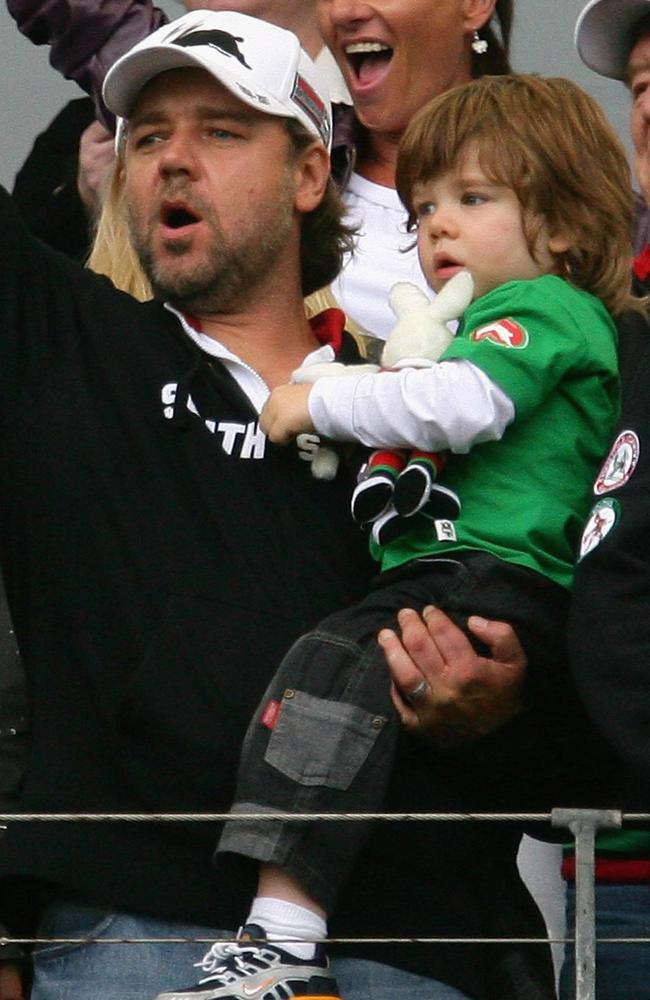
293, 142, 331, 214
462, 0, 497, 32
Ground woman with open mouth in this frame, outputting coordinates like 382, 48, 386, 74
314, 0, 513, 340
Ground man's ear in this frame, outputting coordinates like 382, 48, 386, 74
293, 142, 331, 214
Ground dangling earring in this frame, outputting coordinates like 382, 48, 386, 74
471, 29, 488, 54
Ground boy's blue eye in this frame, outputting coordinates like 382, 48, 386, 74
462, 193, 486, 206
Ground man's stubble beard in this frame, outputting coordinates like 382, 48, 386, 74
127, 176, 296, 314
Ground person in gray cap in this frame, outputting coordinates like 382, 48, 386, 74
536, 4, 650, 999
555, 4, 650, 998
576, 0, 650, 253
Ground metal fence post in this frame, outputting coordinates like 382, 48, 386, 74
551, 808, 622, 1000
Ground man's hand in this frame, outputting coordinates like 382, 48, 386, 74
77, 120, 115, 220
0, 962, 24, 1000
378, 605, 526, 747
260, 384, 314, 443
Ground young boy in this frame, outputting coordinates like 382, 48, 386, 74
157, 75, 641, 1000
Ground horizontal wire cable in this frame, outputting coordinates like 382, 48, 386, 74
2, 810, 646, 951
0, 811, 554, 822
2, 935, 649, 947
2, 811, 647, 822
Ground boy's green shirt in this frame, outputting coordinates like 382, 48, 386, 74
372, 275, 620, 591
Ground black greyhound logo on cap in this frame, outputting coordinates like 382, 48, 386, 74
174, 30, 252, 69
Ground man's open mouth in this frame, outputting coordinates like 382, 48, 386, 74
161, 203, 201, 230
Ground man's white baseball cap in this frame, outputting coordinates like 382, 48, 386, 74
103, 9, 332, 149
575, 0, 650, 80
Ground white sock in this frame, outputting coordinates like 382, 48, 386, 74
246, 896, 327, 959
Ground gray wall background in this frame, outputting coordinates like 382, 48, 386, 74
0, 0, 634, 189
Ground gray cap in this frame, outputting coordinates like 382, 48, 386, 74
575, 0, 650, 80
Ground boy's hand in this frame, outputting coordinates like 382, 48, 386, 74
260, 383, 314, 443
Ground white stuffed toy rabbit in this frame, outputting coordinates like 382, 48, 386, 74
293, 270, 474, 491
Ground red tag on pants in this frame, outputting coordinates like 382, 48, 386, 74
261, 699, 282, 730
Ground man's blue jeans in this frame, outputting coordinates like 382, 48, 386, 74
30, 899, 470, 1000
559, 883, 650, 999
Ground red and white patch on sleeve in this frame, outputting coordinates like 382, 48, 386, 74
594, 430, 640, 495
470, 317, 529, 349
579, 498, 620, 559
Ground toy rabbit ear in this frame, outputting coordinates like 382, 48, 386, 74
388, 282, 432, 319
429, 270, 474, 323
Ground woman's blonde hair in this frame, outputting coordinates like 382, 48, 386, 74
88, 155, 153, 300
396, 74, 644, 316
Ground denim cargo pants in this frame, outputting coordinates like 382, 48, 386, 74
217, 552, 567, 911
